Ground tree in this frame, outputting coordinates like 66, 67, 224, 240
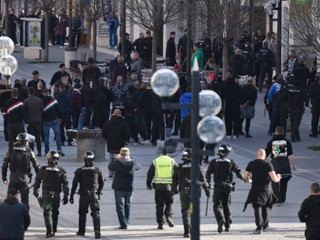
199, 0, 264, 77
83, 0, 108, 60
127, 0, 179, 73
288, 0, 320, 58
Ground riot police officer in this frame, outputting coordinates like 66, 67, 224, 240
33, 151, 69, 238
307, 70, 320, 137
172, 149, 210, 238
206, 144, 244, 233
70, 151, 104, 239
2, 133, 39, 210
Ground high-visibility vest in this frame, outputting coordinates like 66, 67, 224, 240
153, 155, 175, 184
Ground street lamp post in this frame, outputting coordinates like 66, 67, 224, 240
151, 59, 225, 240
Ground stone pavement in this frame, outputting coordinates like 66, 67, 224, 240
0, 43, 318, 239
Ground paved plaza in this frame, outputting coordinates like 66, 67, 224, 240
0, 45, 319, 239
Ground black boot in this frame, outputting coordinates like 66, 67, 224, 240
183, 226, 190, 238
77, 215, 86, 236
92, 211, 101, 239
52, 214, 58, 233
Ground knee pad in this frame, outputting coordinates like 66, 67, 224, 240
91, 211, 100, 219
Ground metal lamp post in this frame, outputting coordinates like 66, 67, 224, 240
0, 36, 18, 85
151, 59, 225, 239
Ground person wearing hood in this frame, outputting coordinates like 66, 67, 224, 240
180, 84, 192, 120
102, 109, 131, 178
191, 42, 204, 69
108, 147, 140, 229
298, 182, 320, 240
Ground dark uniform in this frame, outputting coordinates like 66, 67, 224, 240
33, 151, 69, 238
257, 42, 274, 90
307, 72, 320, 137
206, 144, 243, 233
70, 151, 104, 239
172, 149, 209, 238
2, 133, 39, 210
146, 145, 178, 229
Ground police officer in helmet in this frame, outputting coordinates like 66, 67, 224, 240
172, 148, 210, 238
206, 144, 244, 233
2, 133, 39, 211
33, 150, 69, 238
70, 151, 104, 239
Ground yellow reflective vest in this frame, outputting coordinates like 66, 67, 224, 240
153, 155, 175, 184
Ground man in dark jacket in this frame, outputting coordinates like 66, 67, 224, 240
0, 188, 30, 239
257, 41, 275, 91
2, 88, 25, 148
108, 147, 140, 229
307, 72, 320, 137
220, 74, 241, 139
166, 32, 177, 66
142, 30, 153, 68
102, 109, 131, 178
23, 87, 44, 156
298, 182, 320, 240
42, 88, 64, 156
230, 48, 244, 76
50, 64, 71, 88
56, 85, 73, 146
118, 33, 133, 66
82, 57, 101, 130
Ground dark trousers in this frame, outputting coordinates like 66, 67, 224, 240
271, 175, 291, 203
269, 106, 281, 133
155, 190, 173, 225
84, 95, 99, 128
72, 111, 81, 130
27, 122, 42, 154
60, 115, 72, 143
289, 108, 303, 139
213, 187, 232, 227
224, 104, 240, 136
133, 114, 146, 141
42, 191, 60, 233
78, 193, 100, 233
7, 122, 24, 149
180, 191, 191, 231
259, 63, 272, 89
252, 203, 269, 229
311, 104, 320, 136
70, 31, 81, 47
151, 111, 165, 143
8, 181, 29, 210
144, 112, 152, 140
305, 227, 320, 240
241, 118, 251, 134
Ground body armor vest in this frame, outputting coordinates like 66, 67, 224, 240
43, 166, 61, 192
9, 149, 31, 174
79, 167, 99, 193
178, 162, 191, 190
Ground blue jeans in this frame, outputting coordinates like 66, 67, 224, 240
78, 107, 93, 130
43, 120, 62, 154
114, 191, 132, 228
109, 153, 116, 177
109, 29, 118, 47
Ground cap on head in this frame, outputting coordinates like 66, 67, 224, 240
88, 57, 95, 64
32, 70, 39, 75
218, 144, 232, 158
120, 147, 130, 157
59, 63, 65, 68
73, 77, 81, 84
182, 148, 192, 161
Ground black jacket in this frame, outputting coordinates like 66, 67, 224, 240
3, 97, 25, 123
108, 156, 140, 192
220, 78, 241, 106
298, 195, 320, 229
42, 96, 61, 121
102, 115, 131, 153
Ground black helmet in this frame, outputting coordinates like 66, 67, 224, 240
16, 133, 28, 144
244, 42, 251, 49
182, 148, 192, 161
218, 144, 232, 158
83, 151, 95, 167
47, 150, 59, 166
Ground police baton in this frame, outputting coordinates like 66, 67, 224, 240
205, 195, 209, 217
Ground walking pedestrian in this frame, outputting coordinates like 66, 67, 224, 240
0, 188, 30, 240
298, 182, 320, 240
146, 142, 178, 229
172, 149, 209, 237
242, 149, 282, 234
102, 109, 131, 178
265, 126, 297, 205
206, 144, 244, 233
70, 151, 104, 239
2, 133, 39, 210
108, 147, 140, 229
33, 151, 69, 238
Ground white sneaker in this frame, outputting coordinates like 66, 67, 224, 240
82, 126, 89, 130
226, 135, 232, 140
232, 135, 237, 140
